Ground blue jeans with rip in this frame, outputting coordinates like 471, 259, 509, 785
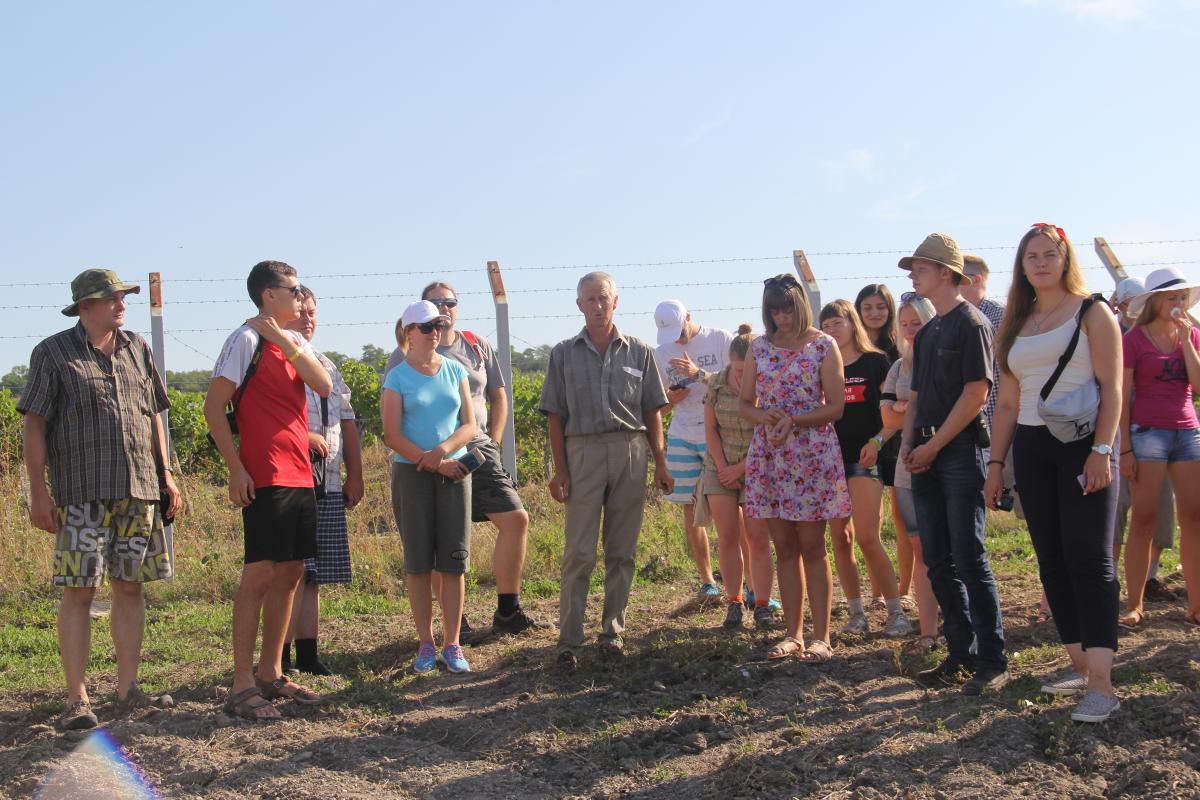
912, 434, 1007, 671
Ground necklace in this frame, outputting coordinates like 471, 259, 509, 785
1031, 293, 1070, 334
1146, 323, 1179, 355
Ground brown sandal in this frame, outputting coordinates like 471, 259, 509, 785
797, 639, 833, 663
222, 687, 280, 721
1118, 608, 1144, 629
255, 674, 321, 705
767, 636, 804, 660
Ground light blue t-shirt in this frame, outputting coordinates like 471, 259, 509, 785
383, 358, 469, 463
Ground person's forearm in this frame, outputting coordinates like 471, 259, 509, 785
790, 401, 842, 429
643, 409, 667, 462
548, 414, 568, 475
988, 403, 1019, 464
153, 413, 174, 470
704, 415, 728, 470
1182, 335, 1200, 393
902, 390, 917, 449
291, 350, 333, 397
488, 389, 509, 443
203, 395, 245, 472
439, 421, 478, 456
22, 415, 51, 499
927, 385, 988, 450
738, 397, 768, 425
340, 419, 363, 480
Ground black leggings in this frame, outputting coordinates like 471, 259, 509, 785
1013, 424, 1119, 651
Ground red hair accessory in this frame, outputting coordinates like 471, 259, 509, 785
1031, 222, 1067, 242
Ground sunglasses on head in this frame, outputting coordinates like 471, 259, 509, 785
416, 320, 447, 334
900, 291, 918, 303
764, 274, 801, 289
429, 298, 458, 309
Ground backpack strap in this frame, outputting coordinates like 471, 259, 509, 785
1040, 294, 1104, 402
459, 330, 485, 364
229, 335, 266, 414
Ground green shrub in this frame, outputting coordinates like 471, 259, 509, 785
511, 369, 548, 484
166, 387, 224, 476
338, 358, 381, 445
0, 390, 20, 470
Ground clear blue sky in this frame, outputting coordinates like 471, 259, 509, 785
2, 1, 1198, 373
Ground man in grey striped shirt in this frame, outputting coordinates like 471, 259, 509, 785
540, 272, 672, 669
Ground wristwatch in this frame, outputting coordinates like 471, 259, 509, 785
1091, 443, 1114, 456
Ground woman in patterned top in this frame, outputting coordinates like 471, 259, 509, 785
741, 275, 851, 662
699, 324, 777, 631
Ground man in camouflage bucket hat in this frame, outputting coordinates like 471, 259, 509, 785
21, 268, 181, 730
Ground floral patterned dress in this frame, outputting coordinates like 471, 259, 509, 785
744, 333, 852, 522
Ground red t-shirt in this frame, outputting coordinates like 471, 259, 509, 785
213, 326, 313, 489
1123, 325, 1200, 429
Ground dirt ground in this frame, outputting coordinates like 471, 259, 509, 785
3, 571, 1199, 800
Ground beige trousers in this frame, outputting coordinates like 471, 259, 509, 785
558, 431, 649, 652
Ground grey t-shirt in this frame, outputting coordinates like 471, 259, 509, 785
385, 330, 504, 447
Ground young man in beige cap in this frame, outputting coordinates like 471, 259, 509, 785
899, 234, 1009, 695
541, 272, 672, 669
20, 269, 182, 729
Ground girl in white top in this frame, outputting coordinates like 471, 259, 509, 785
984, 224, 1123, 724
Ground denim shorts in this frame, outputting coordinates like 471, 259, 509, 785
844, 461, 880, 480
1130, 425, 1200, 463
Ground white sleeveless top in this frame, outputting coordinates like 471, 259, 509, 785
1007, 313, 1094, 427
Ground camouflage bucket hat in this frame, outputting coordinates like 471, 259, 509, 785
897, 233, 972, 285
62, 269, 141, 316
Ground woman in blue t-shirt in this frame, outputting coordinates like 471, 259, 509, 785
382, 300, 477, 675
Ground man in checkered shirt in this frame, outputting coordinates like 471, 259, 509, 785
961, 255, 1006, 430
19, 269, 182, 731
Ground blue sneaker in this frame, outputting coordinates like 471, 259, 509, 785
699, 583, 721, 599
413, 642, 437, 674
439, 643, 471, 673
744, 590, 756, 610
768, 597, 782, 612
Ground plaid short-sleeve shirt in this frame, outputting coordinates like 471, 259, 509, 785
976, 297, 1006, 429
18, 323, 171, 506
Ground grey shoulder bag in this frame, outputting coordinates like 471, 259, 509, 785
1038, 294, 1104, 443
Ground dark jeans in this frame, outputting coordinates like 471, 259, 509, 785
912, 434, 1007, 671
1013, 425, 1120, 651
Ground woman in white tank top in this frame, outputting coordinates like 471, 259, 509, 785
984, 224, 1123, 723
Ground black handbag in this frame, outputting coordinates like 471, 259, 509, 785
311, 395, 328, 501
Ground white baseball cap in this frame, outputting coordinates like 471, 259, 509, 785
654, 299, 687, 345
1113, 277, 1145, 305
400, 300, 450, 328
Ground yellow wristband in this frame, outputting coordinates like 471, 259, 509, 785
287, 348, 303, 363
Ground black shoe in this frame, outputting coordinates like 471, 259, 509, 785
297, 660, 333, 676
557, 650, 579, 672
916, 657, 972, 688
281, 650, 299, 677
1144, 578, 1179, 603
492, 608, 546, 635
723, 602, 744, 630
962, 668, 1011, 696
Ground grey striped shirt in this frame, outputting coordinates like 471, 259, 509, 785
18, 323, 170, 506
540, 326, 668, 436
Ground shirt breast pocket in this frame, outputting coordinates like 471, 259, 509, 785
616, 368, 642, 404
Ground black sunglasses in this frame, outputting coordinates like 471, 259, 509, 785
416, 320, 448, 334
429, 298, 458, 309
764, 274, 801, 288
271, 284, 304, 298
900, 291, 918, 303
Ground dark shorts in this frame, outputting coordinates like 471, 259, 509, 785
844, 461, 880, 481
878, 456, 897, 487
242, 486, 318, 564
469, 439, 524, 523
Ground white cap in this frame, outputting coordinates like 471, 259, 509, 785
400, 300, 450, 328
654, 299, 687, 345
1113, 277, 1145, 305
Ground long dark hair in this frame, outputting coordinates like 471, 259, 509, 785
854, 284, 897, 356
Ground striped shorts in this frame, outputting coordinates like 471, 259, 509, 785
303, 492, 352, 585
665, 437, 706, 504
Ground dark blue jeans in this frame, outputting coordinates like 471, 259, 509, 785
912, 434, 1007, 671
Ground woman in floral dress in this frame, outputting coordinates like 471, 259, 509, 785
740, 274, 851, 661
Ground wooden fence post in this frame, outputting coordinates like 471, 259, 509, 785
487, 261, 518, 481
793, 250, 821, 313
1093, 237, 1129, 287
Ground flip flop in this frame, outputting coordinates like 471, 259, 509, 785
254, 674, 321, 705
222, 687, 280, 721
1118, 609, 1144, 629
767, 636, 804, 660
797, 639, 833, 663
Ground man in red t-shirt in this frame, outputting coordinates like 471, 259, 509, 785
204, 260, 333, 721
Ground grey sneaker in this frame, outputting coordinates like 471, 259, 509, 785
1071, 690, 1120, 723
1040, 671, 1088, 697
57, 700, 98, 731
840, 612, 869, 636
752, 605, 776, 629
722, 602, 744, 630
883, 610, 912, 638
115, 683, 174, 714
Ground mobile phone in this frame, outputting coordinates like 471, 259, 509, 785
1077, 473, 1088, 491
458, 447, 486, 473
996, 490, 1014, 512
669, 382, 688, 392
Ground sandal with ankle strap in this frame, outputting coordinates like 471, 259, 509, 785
222, 687, 280, 721
767, 636, 804, 660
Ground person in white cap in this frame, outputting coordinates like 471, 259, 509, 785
382, 300, 477, 674
653, 299, 734, 599
1118, 266, 1200, 628
1111, 277, 1146, 330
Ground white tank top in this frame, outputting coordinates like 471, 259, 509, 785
1007, 314, 1094, 427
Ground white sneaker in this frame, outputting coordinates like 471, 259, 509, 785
1071, 690, 1120, 723
840, 613, 869, 636
883, 610, 912, 638
1040, 671, 1087, 696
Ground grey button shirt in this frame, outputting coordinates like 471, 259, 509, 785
540, 326, 668, 436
